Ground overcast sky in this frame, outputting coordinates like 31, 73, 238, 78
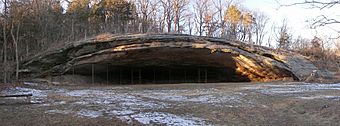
243, 0, 340, 41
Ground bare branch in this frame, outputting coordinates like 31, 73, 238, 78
310, 15, 340, 28
279, 0, 340, 10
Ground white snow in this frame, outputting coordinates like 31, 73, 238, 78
63, 90, 169, 110
23, 82, 38, 86
133, 89, 249, 106
45, 109, 72, 115
66, 90, 106, 97
131, 112, 209, 126
109, 110, 135, 116
244, 83, 340, 95
14, 87, 47, 97
298, 95, 340, 100
0, 87, 49, 103
40, 88, 213, 125
53, 101, 67, 105
77, 109, 103, 118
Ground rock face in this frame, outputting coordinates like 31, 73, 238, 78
20, 34, 320, 84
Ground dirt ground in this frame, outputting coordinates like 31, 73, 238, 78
1, 82, 340, 126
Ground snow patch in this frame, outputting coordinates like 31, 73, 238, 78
244, 83, 340, 95
77, 109, 103, 118
15, 87, 47, 97
109, 110, 135, 116
66, 90, 106, 97
299, 95, 340, 100
45, 109, 72, 115
23, 82, 38, 86
53, 101, 67, 105
135, 89, 249, 106
131, 112, 209, 126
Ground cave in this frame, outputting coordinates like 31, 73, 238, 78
66, 48, 251, 84
22, 34, 306, 84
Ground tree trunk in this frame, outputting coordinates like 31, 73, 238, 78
2, 21, 7, 84
2, 0, 8, 84
167, 13, 172, 33
11, 22, 20, 81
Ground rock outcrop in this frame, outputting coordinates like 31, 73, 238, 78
20, 34, 321, 83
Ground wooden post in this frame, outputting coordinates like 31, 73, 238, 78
168, 69, 171, 84
139, 69, 142, 84
198, 68, 201, 83
119, 68, 122, 84
153, 68, 156, 84
106, 64, 109, 85
184, 69, 187, 83
131, 69, 134, 84
205, 68, 208, 83
92, 64, 94, 84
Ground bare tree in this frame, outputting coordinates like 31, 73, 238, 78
135, 0, 158, 33
276, 19, 292, 49
239, 12, 254, 42
335, 40, 340, 57
193, 0, 210, 36
160, 0, 174, 33
185, 13, 194, 35
173, 0, 188, 33
203, 10, 218, 37
2, 21, 7, 84
253, 11, 269, 46
213, 0, 233, 37
1, 0, 8, 84
10, 22, 20, 81
291, 36, 308, 50
8, 0, 28, 81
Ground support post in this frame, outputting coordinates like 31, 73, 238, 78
119, 68, 122, 84
106, 64, 109, 85
131, 69, 134, 84
184, 69, 187, 83
139, 69, 142, 84
198, 68, 201, 83
169, 69, 171, 84
153, 68, 156, 84
92, 64, 94, 84
205, 68, 208, 83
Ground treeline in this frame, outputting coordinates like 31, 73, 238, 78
0, 0, 339, 83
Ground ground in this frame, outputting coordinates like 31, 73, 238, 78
1, 82, 340, 125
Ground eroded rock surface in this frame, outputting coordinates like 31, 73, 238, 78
21, 34, 321, 83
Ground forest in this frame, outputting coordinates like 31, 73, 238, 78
0, 0, 339, 83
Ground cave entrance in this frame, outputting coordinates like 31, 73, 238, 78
67, 48, 252, 84
71, 65, 250, 84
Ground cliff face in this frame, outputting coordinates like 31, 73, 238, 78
20, 34, 319, 83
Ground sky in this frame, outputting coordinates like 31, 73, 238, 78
243, 0, 340, 47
